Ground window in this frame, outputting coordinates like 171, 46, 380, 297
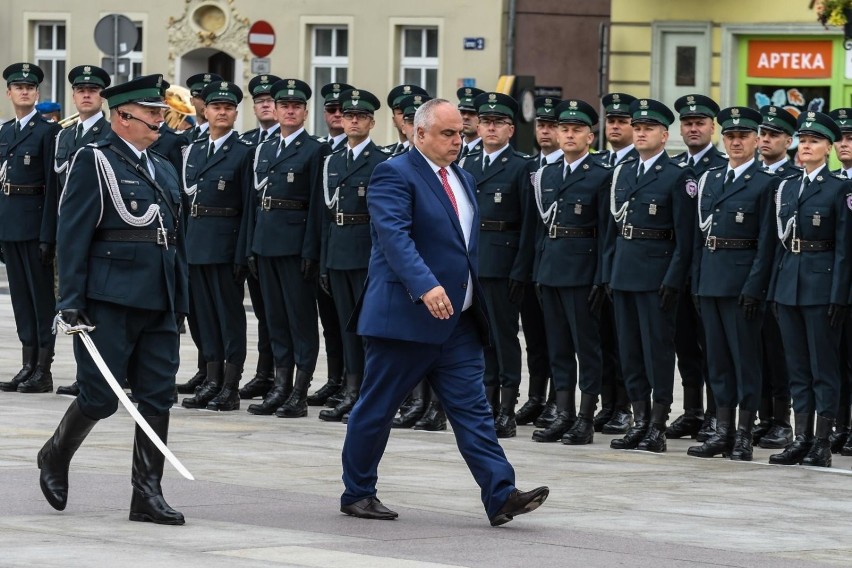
34, 22, 66, 109
127, 23, 144, 80
400, 27, 438, 96
311, 26, 349, 134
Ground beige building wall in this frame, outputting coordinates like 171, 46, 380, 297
0, 0, 506, 143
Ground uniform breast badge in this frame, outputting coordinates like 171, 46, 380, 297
735, 212, 744, 223
287, 172, 295, 183
494, 192, 502, 203
813, 212, 821, 227
649, 203, 657, 215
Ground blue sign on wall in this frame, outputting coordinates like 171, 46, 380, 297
463, 37, 485, 50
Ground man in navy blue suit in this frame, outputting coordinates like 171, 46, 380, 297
340, 99, 548, 526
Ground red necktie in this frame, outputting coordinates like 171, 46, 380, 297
438, 167, 459, 217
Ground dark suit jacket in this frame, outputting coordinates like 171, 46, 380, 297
350, 146, 489, 345
55, 115, 111, 187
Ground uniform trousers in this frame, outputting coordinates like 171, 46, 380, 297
520, 285, 550, 380
675, 286, 707, 395
760, 309, 790, 401
328, 268, 368, 375
2, 239, 56, 348
317, 280, 344, 370
246, 274, 272, 364
74, 300, 178, 420
479, 278, 522, 389
599, 299, 624, 407
189, 263, 247, 366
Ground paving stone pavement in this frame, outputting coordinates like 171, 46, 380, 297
1, 271, 851, 567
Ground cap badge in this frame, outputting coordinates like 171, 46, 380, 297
333, 83, 340, 90
414, 95, 422, 103
221, 81, 228, 89
203, 74, 211, 82
613, 94, 620, 102
732, 118, 740, 125
261, 75, 268, 82
687, 95, 695, 103
805, 121, 813, 127
22, 63, 30, 72
403, 86, 411, 94
288, 79, 295, 88
156, 75, 163, 88
689, 105, 696, 111
769, 106, 776, 113
639, 100, 648, 109
569, 101, 578, 108
841, 110, 848, 118
352, 90, 360, 98
465, 88, 472, 95
612, 104, 620, 109
545, 98, 552, 105
488, 93, 497, 102
83, 66, 92, 74
808, 111, 815, 119
731, 108, 740, 117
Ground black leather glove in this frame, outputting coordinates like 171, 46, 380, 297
175, 312, 187, 330
247, 256, 259, 279
738, 294, 761, 321
38, 242, 55, 266
692, 294, 701, 315
658, 285, 679, 312
233, 263, 249, 285
319, 274, 332, 297
301, 258, 319, 281
828, 304, 849, 329
604, 283, 613, 301
507, 279, 525, 305
61, 309, 93, 328
587, 284, 606, 316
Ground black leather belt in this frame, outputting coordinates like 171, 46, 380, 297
480, 220, 520, 231
704, 236, 758, 251
191, 204, 240, 217
261, 196, 308, 211
548, 225, 596, 239
620, 224, 673, 240
787, 238, 835, 253
2, 182, 44, 196
95, 228, 177, 246
335, 212, 370, 226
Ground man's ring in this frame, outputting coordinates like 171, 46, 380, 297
439, 301, 445, 306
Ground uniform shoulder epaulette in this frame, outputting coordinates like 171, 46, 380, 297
310, 134, 326, 142
316, 135, 328, 143
91, 139, 110, 148
331, 145, 347, 154
672, 151, 687, 161
149, 148, 169, 160
2, 117, 14, 126
705, 164, 725, 172
595, 160, 612, 169
239, 127, 259, 138
677, 161, 689, 168
756, 167, 775, 177
379, 146, 393, 154
835, 173, 848, 180
513, 150, 531, 159
236, 137, 253, 146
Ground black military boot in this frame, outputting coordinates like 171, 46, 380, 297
602, 383, 633, 434
593, 406, 614, 432
687, 407, 735, 458
696, 387, 718, 442
769, 412, 814, 465
0, 346, 37, 391
666, 386, 704, 439
730, 409, 755, 461
17, 347, 54, 393
562, 392, 597, 445
181, 362, 223, 409
176, 352, 207, 394
247, 366, 294, 415
414, 399, 447, 431
484, 385, 500, 420
516, 375, 548, 426
37, 399, 99, 510
275, 370, 313, 418
611, 399, 650, 449
319, 373, 360, 422
752, 397, 773, 445
829, 404, 850, 454
56, 381, 80, 397
802, 415, 834, 467
495, 387, 518, 438
238, 351, 274, 400
534, 381, 558, 428
532, 391, 575, 442
759, 397, 793, 449
637, 402, 670, 453
206, 362, 241, 411
128, 413, 185, 525
393, 380, 430, 428
842, 430, 852, 456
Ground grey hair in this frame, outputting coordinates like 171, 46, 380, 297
413, 98, 453, 133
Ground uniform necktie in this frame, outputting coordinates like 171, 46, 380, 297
259, 130, 268, 144
637, 162, 645, 180
541, 156, 547, 168
140, 151, 152, 177
438, 167, 459, 217
277, 137, 285, 157
461, 145, 470, 158
842, 170, 849, 179
799, 176, 810, 197
687, 156, 695, 168
722, 170, 734, 194
346, 148, 354, 170
207, 141, 215, 159
609, 153, 617, 167
482, 154, 491, 172
563, 164, 570, 181
75, 122, 84, 144
14, 120, 21, 139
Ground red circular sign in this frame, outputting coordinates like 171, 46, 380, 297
248, 20, 276, 58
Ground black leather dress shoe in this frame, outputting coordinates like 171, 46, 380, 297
489, 486, 549, 527
340, 496, 399, 520
665, 410, 703, 439
601, 409, 633, 435
56, 381, 80, 397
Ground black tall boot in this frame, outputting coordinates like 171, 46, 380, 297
687, 407, 735, 458
759, 397, 793, 449
532, 390, 575, 442
176, 352, 207, 394
696, 386, 718, 442
37, 399, 99, 510
305, 362, 343, 406
0, 346, 37, 391
830, 400, 850, 453
534, 380, 558, 428
752, 397, 773, 445
602, 382, 633, 435
181, 362, 223, 409
319, 372, 360, 422
730, 409, 755, 461
802, 415, 834, 467
516, 375, 548, 426
637, 402, 670, 452
56, 382, 80, 397
414, 394, 447, 431
276, 370, 313, 418
666, 387, 704, 439
18, 347, 54, 393
206, 362, 241, 411
247, 366, 294, 415
769, 412, 814, 465
494, 387, 518, 438
611, 399, 650, 449
128, 413, 185, 525
393, 380, 429, 428
239, 351, 275, 400
484, 385, 500, 419
562, 392, 597, 445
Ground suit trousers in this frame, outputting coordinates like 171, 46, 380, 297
189, 263, 247, 366
74, 300, 178, 419
613, 290, 677, 406
479, 278, 522, 389
328, 268, 368, 375
341, 312, 516, 518
2, 239, 56, 348
776, 304, 842, 418
699, 296, 763, 411
540, 285, 602, 395
257, 255, 319, 373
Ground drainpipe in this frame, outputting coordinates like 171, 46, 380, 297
506, 0, 516, 75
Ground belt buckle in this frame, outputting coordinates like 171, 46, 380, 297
622, 224, 633, 240
190, 203, 198, 217
705, 235, 717, 251
548, 224, 558, 239
262, 196, 272, 211
791, 238, 801, 254
156, 228, 168, 246
336, 212, 344, 226
2, 182, 9, 196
